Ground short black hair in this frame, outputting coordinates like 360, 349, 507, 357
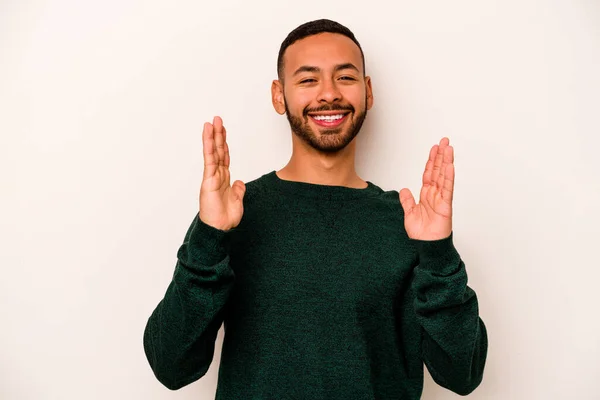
277, 19, 365, 81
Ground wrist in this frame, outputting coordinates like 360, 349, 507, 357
411, 232, 461, 273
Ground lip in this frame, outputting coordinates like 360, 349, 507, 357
309, 113, 349, 128
308, 111, 351, 116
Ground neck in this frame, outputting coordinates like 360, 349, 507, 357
277, 135, 366, 189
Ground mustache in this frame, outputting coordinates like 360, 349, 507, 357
303, 104, 355, 116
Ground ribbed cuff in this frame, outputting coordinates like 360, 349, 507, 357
411, 232, 461, 274
183, 214, 230, 266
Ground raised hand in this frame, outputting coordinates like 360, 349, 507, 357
399, 138, 454, 241
199, 116, 246, 231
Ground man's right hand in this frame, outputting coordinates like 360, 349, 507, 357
199, 116, 246, 231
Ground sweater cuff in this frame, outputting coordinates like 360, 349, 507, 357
411, 232, 461, 274
183, 214, 230, 266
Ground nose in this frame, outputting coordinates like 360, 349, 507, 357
317, 78, 342, 103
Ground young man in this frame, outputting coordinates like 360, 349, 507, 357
144, 19, 488, 399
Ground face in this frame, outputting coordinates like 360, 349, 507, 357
272, 33, 374, 153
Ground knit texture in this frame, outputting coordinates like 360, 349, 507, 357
144, 170, 488, 399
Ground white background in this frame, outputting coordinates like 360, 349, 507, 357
1, 0, 599, 399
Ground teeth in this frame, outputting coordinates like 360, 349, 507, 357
312, 114, 344, 121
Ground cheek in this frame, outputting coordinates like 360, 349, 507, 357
285, 91, 315, 113
343, 87, 367, 106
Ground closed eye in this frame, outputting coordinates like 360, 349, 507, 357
299, 78, 317, 84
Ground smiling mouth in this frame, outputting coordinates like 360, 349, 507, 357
308, 113, 350, 128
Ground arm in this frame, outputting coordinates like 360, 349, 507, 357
143, 214, 234, 390
399, 138, 487, 394
144, 116, 246, 390
412, 234, 488, 395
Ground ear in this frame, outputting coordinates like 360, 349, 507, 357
271, 80, 286, 115
365, 76, 374, 110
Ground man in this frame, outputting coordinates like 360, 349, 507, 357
143, 19, 488, 399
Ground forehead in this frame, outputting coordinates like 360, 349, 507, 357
283, 33, 363, 75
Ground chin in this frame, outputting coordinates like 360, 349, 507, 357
310, 128, 358, 153
286, 109, 367, 153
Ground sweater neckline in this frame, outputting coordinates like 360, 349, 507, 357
264, 170, 381, 200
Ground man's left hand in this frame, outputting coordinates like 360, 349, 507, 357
399, 137, 454, 241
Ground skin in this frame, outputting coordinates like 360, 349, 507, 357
200, 32, 454, 241
271, 33, 373, 189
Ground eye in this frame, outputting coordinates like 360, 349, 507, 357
299, 78, 317, 84
339, 76, 357, 81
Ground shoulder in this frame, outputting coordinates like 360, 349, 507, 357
367, 181, 405, 217
241, 171, 273, 204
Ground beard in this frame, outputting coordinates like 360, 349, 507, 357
284, 97, 368, 154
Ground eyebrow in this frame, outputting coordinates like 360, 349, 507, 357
292, 63, 360, 76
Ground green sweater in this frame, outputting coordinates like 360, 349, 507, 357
144, 170, 488, 399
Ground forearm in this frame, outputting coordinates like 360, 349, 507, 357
411, 233, 488, 395
143, 214, 235, 390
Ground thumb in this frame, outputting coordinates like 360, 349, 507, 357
399, 188, 416, 215
232, 180, 246, 201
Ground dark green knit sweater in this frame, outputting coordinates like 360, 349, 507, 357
144, 170, 487, 399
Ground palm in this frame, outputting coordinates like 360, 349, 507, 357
201, 166, 244, 229
399, 138, 454, 241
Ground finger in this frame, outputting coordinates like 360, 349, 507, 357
202, 122, 217, 180
223, 125, 231, 167
436, 155, 445, 190
442, 146, 455, 203
430, 138, 449, 184
436, 144, 452, 189
232, 180, 246, 201
213, 116, 226, 166
422, 145, 437, 186
442, 162, 455, 204
399, 188, 416, 215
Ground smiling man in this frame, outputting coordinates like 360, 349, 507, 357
274, 32, 372, 156
144, 19, 488, 399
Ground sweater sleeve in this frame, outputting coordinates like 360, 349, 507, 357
411, 233, 488, 395
143, 214, 235, 390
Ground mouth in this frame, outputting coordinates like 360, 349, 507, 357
307, 112, 350, 128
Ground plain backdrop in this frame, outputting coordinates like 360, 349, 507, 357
1, 0, 599, 399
